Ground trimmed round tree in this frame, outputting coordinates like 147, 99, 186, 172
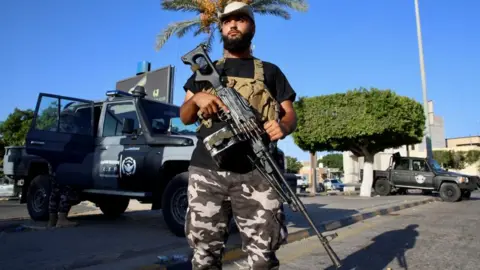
286, 156, 303, 173
292, 87, 425, 197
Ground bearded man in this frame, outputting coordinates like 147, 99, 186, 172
180, 1, 298, 269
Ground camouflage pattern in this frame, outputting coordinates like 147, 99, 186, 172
49, 179, 75, 214
185, 165, 288, 270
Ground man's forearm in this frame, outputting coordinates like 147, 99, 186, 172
180, 97, 199, 125
280, 110, 297, 137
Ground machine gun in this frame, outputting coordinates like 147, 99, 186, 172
181, 44, 342, 269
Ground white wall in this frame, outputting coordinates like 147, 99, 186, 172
342, 143, 427, 183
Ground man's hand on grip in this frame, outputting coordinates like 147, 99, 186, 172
264, 120, 287, 141
193, 92, 229, 119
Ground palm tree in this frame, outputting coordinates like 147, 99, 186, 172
155, 0, 309, 52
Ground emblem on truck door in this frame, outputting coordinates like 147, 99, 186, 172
415, 174, 426, 184
121, 157, 136, 176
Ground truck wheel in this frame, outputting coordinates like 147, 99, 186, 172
439, 182, 461, 202
374, 178, 391, 196
26, 175, 53, 221
162, 172, 189, 237
98, 196, 130, 218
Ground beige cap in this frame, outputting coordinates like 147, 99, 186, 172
218, 1, 255, 23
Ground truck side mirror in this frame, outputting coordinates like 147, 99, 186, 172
122, 118, 135, 134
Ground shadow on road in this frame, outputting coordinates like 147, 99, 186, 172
326, 224, 419, 270
283, 203, 359, 231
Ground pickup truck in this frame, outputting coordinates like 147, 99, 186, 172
2, 146, 48, 198
369, 152, 478, 202
294, 174, 309, 193
15, 87, 294, 236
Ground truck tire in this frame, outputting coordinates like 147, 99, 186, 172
98, 196, 130, 218
26, 174, 53, 221
374, 178, 391, 196
162, 172, 189, 237
439, 182, 461, 202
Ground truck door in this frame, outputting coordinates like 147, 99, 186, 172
391, 158, 412, 186
411, 159, 434, 188
25, 93, 95, 188
94, 101, 148, 191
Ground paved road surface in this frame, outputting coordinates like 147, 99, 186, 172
0, 194, 433, 270
225, 193, 480, 270
0, 199, 97, 222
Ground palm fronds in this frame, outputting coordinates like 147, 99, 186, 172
176, 18, 202, 37
155, 18, 202, 51
161, 0, 203, 13
253, 5, 291, 19
200, 24, 219, 52
250, 0, 309, 12
155, 0, 309, 52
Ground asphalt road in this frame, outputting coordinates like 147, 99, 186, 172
225, 193, 480, 270
0, 198, 97, 222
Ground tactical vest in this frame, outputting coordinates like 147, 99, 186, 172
198, 57, 280, 130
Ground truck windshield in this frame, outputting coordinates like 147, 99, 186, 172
140, 99, 197, 135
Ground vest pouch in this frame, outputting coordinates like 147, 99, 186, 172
250, 83, 279, 123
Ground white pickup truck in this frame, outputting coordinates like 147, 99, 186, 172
295, 174, 309, 193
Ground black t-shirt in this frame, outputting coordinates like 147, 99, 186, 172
183, 57, 296, 173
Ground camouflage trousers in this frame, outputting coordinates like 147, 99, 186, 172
48, 180, 74, 214
185, 165, 288, 270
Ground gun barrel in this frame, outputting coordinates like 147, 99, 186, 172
250, 139, 342, 269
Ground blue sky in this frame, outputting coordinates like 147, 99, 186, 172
1, 0, 478, 161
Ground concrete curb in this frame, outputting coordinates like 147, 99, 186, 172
138, 196, 440, 269
0, 197, 19, 201
297, 191, 360, 197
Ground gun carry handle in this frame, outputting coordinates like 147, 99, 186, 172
181, 44, 222, 88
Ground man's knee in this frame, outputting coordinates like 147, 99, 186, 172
185, 201, 230, 269
232, 185, 288, 268
185, 167, 231, 268
185, 197, 231, 245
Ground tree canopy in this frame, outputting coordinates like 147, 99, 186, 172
433, 149, 480, 170
0, 108, 34, 147
292, 87, 426, 157
286, 155, 303, 173
155, 0, 309, 52
318, 153, 343, 171
292, 87, 426, 197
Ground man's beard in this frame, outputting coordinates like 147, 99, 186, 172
222, 30, 254, 53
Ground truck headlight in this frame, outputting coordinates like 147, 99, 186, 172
456, 177, 468, 184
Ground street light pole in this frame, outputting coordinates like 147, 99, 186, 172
414, 0, 433, 159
